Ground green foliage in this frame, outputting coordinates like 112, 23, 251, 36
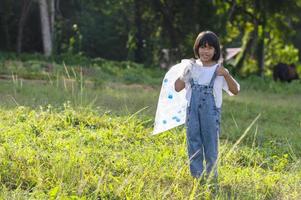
224, 22, 241, 43
237, 75, 301, 94
77, 3, 129, 60
0, 103, 300, 199
0, 53, 165, 86
0, 58, 300, 198
240, 59, 258, 76
215, 0, 301, 76
2, 0, 301, 75
265, 43, 299, 67
67, 24, 83, 55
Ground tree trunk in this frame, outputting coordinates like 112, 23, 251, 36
257, 29, 265, 77
39, 0, 52, 57
257, 13, 266, 77
50, 0, 55, 41
1, 0, 12, 50
254, 0, 265, 77
50, 0, 56, 54
234, 27, 257, 72
17, 0, 32, 54
134, 0, 143, 62
151, 0, 179, 48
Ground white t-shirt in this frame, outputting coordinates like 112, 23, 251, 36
183, 59, 240, 108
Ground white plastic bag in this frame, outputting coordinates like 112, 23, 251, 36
153, 60, 192, 135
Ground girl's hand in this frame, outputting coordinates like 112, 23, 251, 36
216, 65, 229, 77
188, 58, 196, 65
181, 58, 195, 66
217, 64, 239, 95
179, 58, 195, 82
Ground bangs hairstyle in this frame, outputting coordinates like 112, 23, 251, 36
193, 31, 221, 61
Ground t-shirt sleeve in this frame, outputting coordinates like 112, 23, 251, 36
222, 69, 240, 96
185, 80, 191, 90
183, 68, 192, 84
180, 60, 193, 84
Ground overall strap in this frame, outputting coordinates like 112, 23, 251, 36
208, 64, 219, 87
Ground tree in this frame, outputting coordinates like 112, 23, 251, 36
133, 0, 143, 62
215, 0, 301, 76
39, 0, 52, 57
17, 0, 33, 54
0, 0, 14, 51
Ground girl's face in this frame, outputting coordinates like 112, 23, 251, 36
198, 43, 215, 63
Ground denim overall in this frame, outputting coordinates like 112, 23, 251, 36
186, 66, 221, 179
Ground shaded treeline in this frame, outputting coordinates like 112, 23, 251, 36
1, 0, 301, 75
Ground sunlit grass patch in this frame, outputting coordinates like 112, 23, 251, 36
0, 105, 300, 199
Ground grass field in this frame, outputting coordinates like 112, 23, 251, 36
0, 58, 300, 199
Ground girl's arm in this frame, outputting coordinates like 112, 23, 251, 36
217, 65, 239, 95
175, 78, 185, 92
223, 73, 239, 95
175, 59, 194, 92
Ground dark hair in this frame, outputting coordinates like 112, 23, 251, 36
193, 31, 221, 61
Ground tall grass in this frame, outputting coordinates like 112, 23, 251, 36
0, 56, 300, 199
0, 105, 300, 199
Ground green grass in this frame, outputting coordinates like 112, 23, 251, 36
0, 53, 165, 86
0, 56, 300, 199
0, 104, 300, 199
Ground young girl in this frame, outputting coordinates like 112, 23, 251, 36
175, 31, 240, 180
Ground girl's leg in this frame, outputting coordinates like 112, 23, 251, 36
186, 106, 204, 178
199, 107, 220, 179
